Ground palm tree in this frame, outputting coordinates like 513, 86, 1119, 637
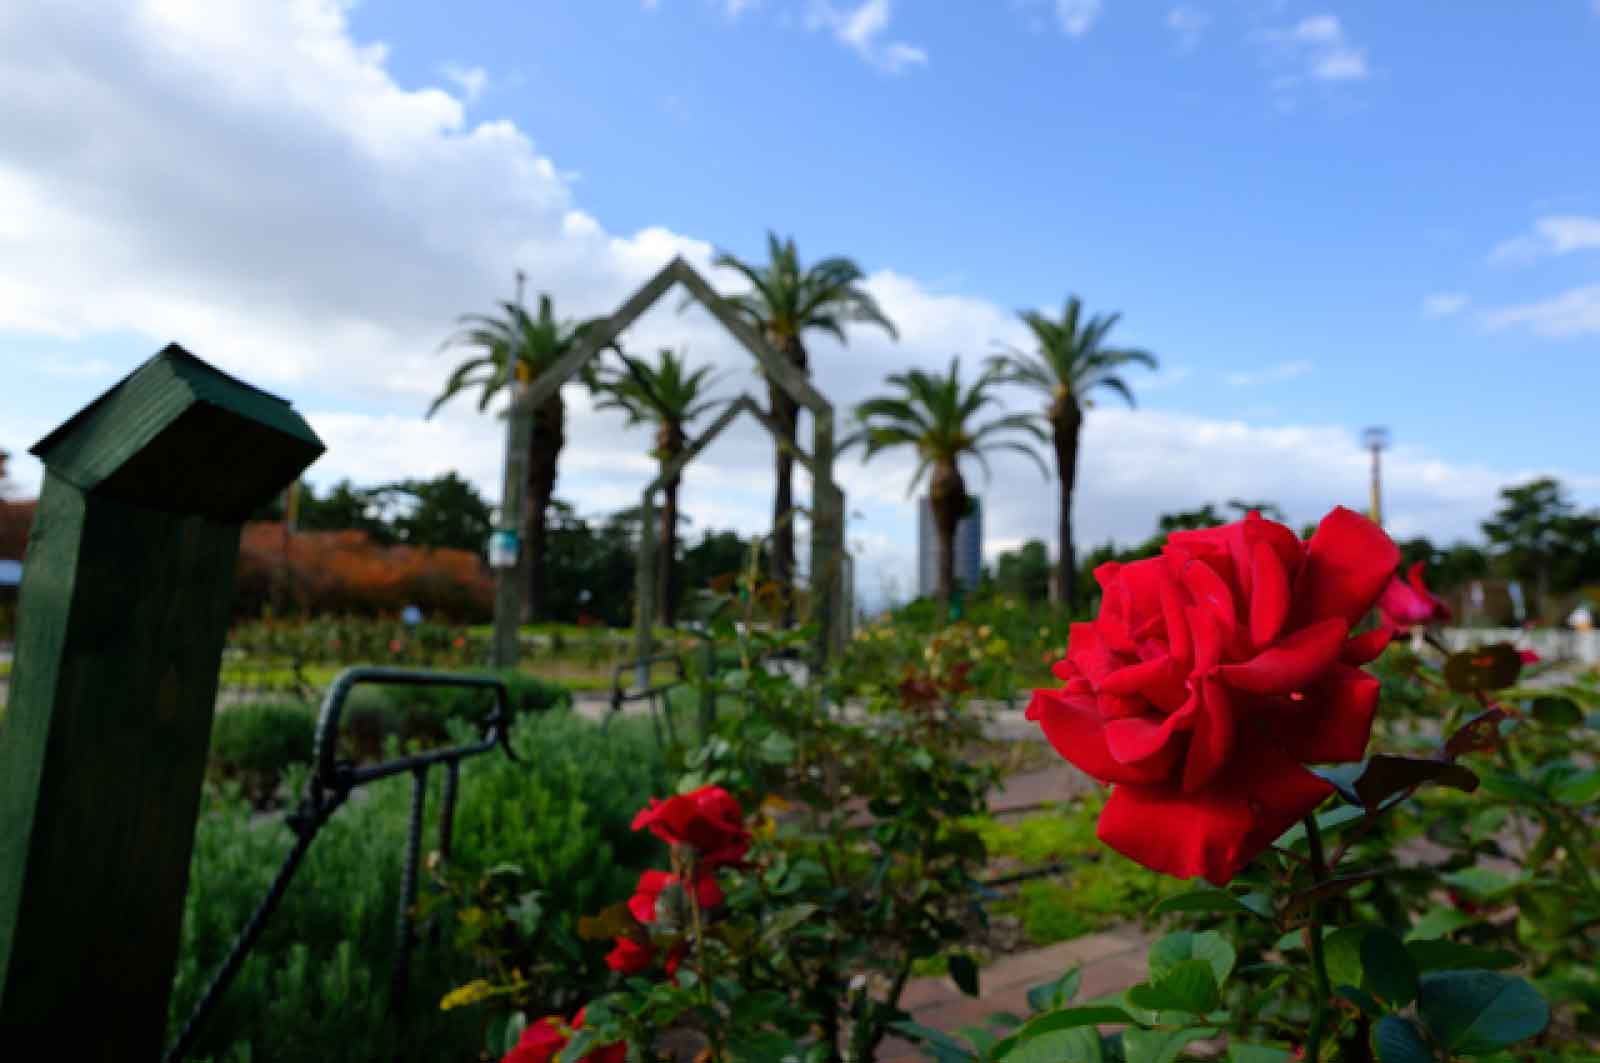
848, 357, 1048, 602
711, 232, 898, 623
988, 296, 1157, 609
429, 281, 606, 621
586, 348, 723, 626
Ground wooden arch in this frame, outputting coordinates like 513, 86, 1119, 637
516, 257, 846, 662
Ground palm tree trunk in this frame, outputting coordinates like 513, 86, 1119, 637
767, 333, 808, 627
1052, 401, 1083, 610
524, 394, 565, 622
929, 462, 965, 603
659, 472, 679, 627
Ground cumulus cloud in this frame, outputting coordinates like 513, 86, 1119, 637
1421, 292, 1470, 319
805, 0, 928, 73
1487, 215, 1600, 265
0, 0, 1572, 610
1055, 0, 1102, 37
441, 63, 488, 103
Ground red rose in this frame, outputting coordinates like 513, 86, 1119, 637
1026, 508, 1400, 885
1378, 561, 1451, 632
626, 869, 724, 925
1519, 649, 1540, 665
501, 1010, 624, 1063
631, 785, 749, 866
605, 935, 654, 974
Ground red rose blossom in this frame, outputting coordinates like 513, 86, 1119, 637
631, 785, 749, 866
1026, 507, 1400, 885
501, 1010, 624, 1063
604, 935, 654, 974
1519, 649, 1540, 665
626, 869, 723, 925
1377, 561, 1451, 632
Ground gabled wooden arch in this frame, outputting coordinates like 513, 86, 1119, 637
517, 257, 845, 662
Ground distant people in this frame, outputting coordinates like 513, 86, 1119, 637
402, 604, 423, 627
1570, 604, 1594, 632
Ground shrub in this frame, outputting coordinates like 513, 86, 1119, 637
206, 700, 316, 807
169, 709, 668, 1062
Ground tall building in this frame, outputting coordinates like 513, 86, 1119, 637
918, 496, 982, 597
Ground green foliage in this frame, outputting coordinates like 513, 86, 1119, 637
206, 699, 315, 806
169, 710, 668, 1061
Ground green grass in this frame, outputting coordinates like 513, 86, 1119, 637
969, 800, 1183, 948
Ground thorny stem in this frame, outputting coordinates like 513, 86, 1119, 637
1303, 814, 1335, 1063
686, 853, 723, 1063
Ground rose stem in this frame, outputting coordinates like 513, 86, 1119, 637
1303, 813, 1334, 1063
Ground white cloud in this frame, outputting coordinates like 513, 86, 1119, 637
441, 63, 488, 103
1256, 13, 1369, 93
1224, 359, 1313, 387
1421, 292, 1469, 319
1481, 285, 1600, 338
1166, 6, 1211, 52
806, 0, 928, 72
1055, 0, 1102, 37
0, 0, 1578, 613
1487, 215, 1600, 265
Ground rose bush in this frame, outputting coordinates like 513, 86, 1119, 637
1026, 507, 1400, 884
630, 785, 750, 868
503, 1009, 624, 1063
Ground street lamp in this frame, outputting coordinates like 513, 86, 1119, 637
1362, 426, 1390, 528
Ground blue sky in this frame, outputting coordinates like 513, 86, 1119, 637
2, 1, 1598, 603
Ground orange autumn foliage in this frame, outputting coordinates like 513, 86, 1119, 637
237, 522, 493, 620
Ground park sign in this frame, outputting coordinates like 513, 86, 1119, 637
0, 344, 323, 1056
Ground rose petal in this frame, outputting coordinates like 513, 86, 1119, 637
1104, 697, 1198, 770
1218, 617, 1348, 695
1292, 506, 1400, 629
1096, 738, 1334, 885
1026, 688, 1174, 785
1269, 664, 1378, 764
1340, 624, 1393, 666
1181, 558, 1239, 635
1249, 539, 1292, 648
1181, 677, 1236, 793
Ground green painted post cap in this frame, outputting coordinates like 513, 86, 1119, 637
30, 343, 325, 520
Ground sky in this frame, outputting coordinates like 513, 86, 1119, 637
1, 0, 1598, 608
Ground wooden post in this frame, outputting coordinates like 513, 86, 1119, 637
0, 344, 323, 1057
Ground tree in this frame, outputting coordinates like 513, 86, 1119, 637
587, 348, 724, 625
988, 296, 1158, 609
994, 539, 1052, 603
430, 287, 606, 621
383, 473, 494, 554
296, 480, 394, 543
848, 357, 1048, 602
711, 232, 898, 623
1482, 477, 1574, 616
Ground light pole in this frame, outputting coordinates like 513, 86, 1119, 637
1362, 426, 1390, 528
490, 271, 532, 670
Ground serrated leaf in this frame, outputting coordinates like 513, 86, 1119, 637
950, 953, 981, 998
1122, 1027, 1217, 1063
1405, 907, 1473, 942
1127, 961, 1220, 1016
1001, 1028, 1103, 1063
1363, 927, 1419, 1007
1148, 931, 1235, 987
1026, 967, 1082, 1013
1375, 1015, 1434, 1063
1322, 926, 1370, 991
1443, 644, 1522, 694
1530, 697, 1583, 727
1228, 1045, 1294, 1063
1419, 971, 1549, 1055
1405, 940, 1519, 973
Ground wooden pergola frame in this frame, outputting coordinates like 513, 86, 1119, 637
517, 256, 847, 664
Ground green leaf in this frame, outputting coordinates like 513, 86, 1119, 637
1375, 1015, 1436, 1063
1228, 1045, 1294, 1063
1530, 696, 1584, 727
1275, 804, 1366, 844
1001, 1028, 1102, 1063
950, 953, 981, 998
1405, 940, 1519, 973
1418, 971, 1550, 1055
1552, 768, 1600, 805
1150, 888, 1254, 917
1337, 984, 1386, 1018
1440, 867, 1519, 903
888, 1021, 979, 1060
1122, 1027, 1217, 1063
1126, 960, 1221, 1015
1477, 770, 1546, 805
1147, 930, 1236, 987
1362, 927, 1419, 1007
1332, 754, 1480, 809
959, 1026, 1000, 1055
1026, 967, 1082, 1014
1405, 907, 1473, 942
1322, 926, 1371, 991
